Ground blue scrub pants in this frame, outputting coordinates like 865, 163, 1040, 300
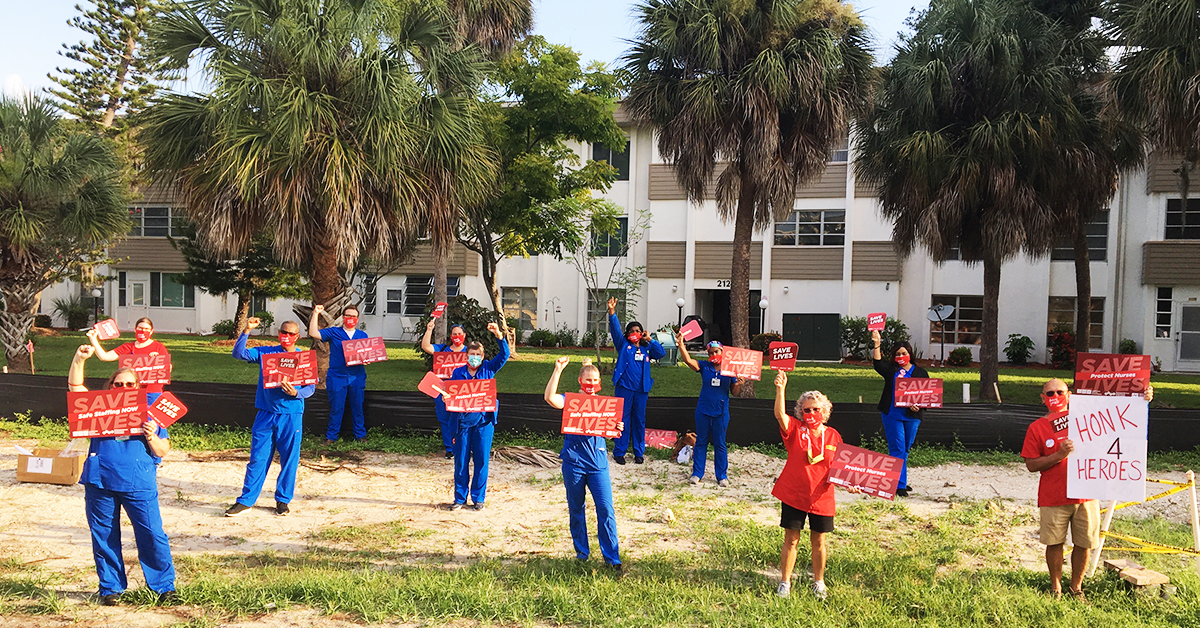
238, 410, 303, 506
434, 397, 454, 453
881, 408, 920, 489
325, 382, 366, 441
692, 410, 730, 481
563, 464, 621, 565
613, 385, 649, 458
146, 392, 162, 405
84, 484, 175, 595
453, 421, 494, 504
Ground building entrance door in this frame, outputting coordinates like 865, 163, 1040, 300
781, 313, 841, 360
1178, 304, 1200, 370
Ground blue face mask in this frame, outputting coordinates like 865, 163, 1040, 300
467, 354, 483, 368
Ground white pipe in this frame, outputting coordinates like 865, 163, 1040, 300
1088, 500, 1118, 578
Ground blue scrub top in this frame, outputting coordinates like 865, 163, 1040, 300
608, 314, 666, 393
696, 361, 737, 416
233, 333, 316, 413
318, 327, 368, 387
80, 425, 169, 493
561, 434, 610, 473
447, 339, 510, 428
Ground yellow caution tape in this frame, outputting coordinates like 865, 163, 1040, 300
1101, 478, 1195, 514
1100, 531, 1200, 558
1147, 478, 1195, 487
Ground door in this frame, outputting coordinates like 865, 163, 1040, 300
1179, 304, 1200, 368
377, 285, 408, 340
699, 289, 762, 346
123, 281, 149, 329
782, 313, 842, 360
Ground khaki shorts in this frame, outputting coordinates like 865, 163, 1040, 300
1039, 502, 1100, 548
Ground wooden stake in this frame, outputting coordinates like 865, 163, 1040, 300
1088, 500, 1118, 577
1187, 470, 1199, 575
992, 382, 1002, 404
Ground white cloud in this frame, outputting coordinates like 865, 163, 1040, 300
4, 74, 28, 98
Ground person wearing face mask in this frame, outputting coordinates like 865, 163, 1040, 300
422, 321, 470, 458
309, 304, 369, 444
446, 322, 508, 510
89, 317, 170, 405
771, 371, 860, 600
225, 318, 315, 517
675, 332, 744, 486
544, 356, 624, 576
68, 345, 177, 606
606, 296, 665, 465
870, 330, 928, 497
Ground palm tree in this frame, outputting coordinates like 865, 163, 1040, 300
0, 96, 128, 372
857, 0, 1092, 400
622, 0, 873, 382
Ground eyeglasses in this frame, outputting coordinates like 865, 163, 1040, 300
1044, 390, 1068, 397
111, 381, 138, 388
801, 408, 822, 415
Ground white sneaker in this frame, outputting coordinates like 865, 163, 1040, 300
688, 475, 701, 485
812, 581, 828, 601
717, 479, 729, 487
775, 581, 791, 598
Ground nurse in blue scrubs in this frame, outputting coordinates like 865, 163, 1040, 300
421, 319, 470, 458
543, 356, 623, 577
67, 345, 176, 606
606, 296, 665, 464
446, 322, 508, 510
674, 333, 744, 486
308, 304, 369, 444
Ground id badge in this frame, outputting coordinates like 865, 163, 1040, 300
710, 377, 721, 387
116, 436, 130, 442
635, 352, 644, 362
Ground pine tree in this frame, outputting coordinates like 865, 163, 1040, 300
48, 0, 161, 129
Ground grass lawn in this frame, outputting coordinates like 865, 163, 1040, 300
13, 330, 1200, 407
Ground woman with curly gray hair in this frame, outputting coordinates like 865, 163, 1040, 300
770, 371, 859, 600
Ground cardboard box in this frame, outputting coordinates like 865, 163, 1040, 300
16, 448, 85, 486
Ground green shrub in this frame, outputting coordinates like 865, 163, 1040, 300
553, 325, 578, 348
1119, 338, 1138, 354
840, 316, 911, 360
947, 347, 973, 367
1048, 323, 1075, 369
33, 314, 52, 328
211, 319, 237, 337
415, 295, 503, 368
253, 311, 275, 334
527, 329, 556, 347
1003, 334, 1034, 365
52, 296, 91, 329
750, 332, 781, 353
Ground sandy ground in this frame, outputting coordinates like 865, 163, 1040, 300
0, 438, 1195, 627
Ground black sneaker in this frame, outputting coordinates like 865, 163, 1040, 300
224, 503, 250, 517
896, 488, 910, 498
157, 590, 180, 605
610, 563, 624, 579
472, 502, 486, 511
275, 501, 290, 516
99, 593, 120, 606
614, 455, 626, 465
449, 502, 464, 511
634, 456, 644, 464
444, 451, 454, 459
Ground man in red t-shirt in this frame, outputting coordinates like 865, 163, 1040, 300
1020, 378, 1097, 600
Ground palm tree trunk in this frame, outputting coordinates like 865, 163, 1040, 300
980, 255, 1001, 401
0, 282, 40, 373
731, 181, 755, 398
309, 229, 342, 383
1072, 221, 1092, 357
1180, 159, 1192, 225
232, 290, 252, 339
433, 241, 448, 345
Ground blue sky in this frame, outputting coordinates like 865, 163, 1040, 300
1, 0, 924, 97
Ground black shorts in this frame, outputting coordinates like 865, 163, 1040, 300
780, 502, 834, 533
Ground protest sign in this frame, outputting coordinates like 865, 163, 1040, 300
417, 372, 449, 399
147, 392, 187, 428
867, 313, 887, 332
431, 302, 449, 319
827, 444, 902, 500
261, 350, 319, 388
894, 378, 943, 408
1073, 353, 1152, 397
93, 319, 120, 340
433, 351, 469, 379
68, 389, 145, 438
1066, 394, 1148, 502
561, 393, 623, 438
118, 353, 171, 385
442, 379, 498, 413
343, 337, 388, 366
719, 347, 763, 381
645, 429, 676, 449
768, 341, 798, 371
679, 320, 704, 342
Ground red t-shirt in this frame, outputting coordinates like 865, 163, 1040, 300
1021, 412, 1088, 507
114, 341, 170, 393
771, 418, 842, 516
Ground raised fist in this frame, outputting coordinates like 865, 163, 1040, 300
607, 296, 618, 315
313, 304, 325, 314
555, 356, 570, 370
774, 371, 788, 389
426, 320, 436, 332
75, 345, 95, 360
487, 322, 501, 338
870, 330, 881, 346
247, 317, 261, 330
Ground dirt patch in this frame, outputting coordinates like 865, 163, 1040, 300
28, 328, 62, 338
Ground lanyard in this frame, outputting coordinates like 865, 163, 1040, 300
802, 426, 825, 464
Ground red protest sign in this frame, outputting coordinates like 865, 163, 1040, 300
432, 351, 469, 379
679, 320, 703, 341
261, 350, 319, 388
68, 389, 146, 438
147, 392, 187, 428
719, 347, 763, 381
118, 353, 171, 386
561, 393, 623, 438
443, 379, 498, 413
769, 341, 798, 371
343, 337, 387, 366
894, 377, 943, 408
827, 444, 903, 500
867, 312, 887, 332
1074, 353, 1152, 397
431, 302, 449, 319
93, 319, 120, 340
418, 372, 450, 399
645, 428, 676, 449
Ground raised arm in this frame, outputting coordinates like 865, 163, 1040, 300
308, 304, 325, 339
232, 318, 262, 363
87, 329, 119, 362
607, 297, 626, 350
773, 371, 790, 432
544, 356, 569, 409
870, 330, 882, 362
675, 331, 700, 371
483, 323, 510, 371
67, 345, 93, 392
420, 319, 438, 355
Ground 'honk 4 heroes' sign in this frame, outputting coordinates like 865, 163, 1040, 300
1066, 394, 1148, 502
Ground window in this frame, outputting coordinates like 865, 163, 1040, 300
250, 294, 270, 315
829, 136, 849, 163
149, 272, 195, 308
929, 295, 983, 345
385, 289, 403, 315
592, 217, 629, 257
128, 206, 189, 238
586, 289, 626, 336
1156, 287, 1173, 338
774, 210, 845, 246
1051, 211, 1109, 261
402, 276, 459, 317
502, 288, 538, 331
1166, 199, 1200, 240
1047, 297, 1105, 350
118, 272, 127, 307
360, 274, 378, 316
131, 281, 145, 306
592, 140, 630, 181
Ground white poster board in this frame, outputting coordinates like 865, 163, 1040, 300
1066, 394, 1148, 502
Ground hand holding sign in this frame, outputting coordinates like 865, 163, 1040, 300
93, 319, 120, 340
679, 320, 703, 342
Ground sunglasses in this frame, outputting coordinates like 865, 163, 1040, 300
801, 408, 822, 415
1044, 390, 1067, 397
111, 381, 138, 388
279, 331, 299, 337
